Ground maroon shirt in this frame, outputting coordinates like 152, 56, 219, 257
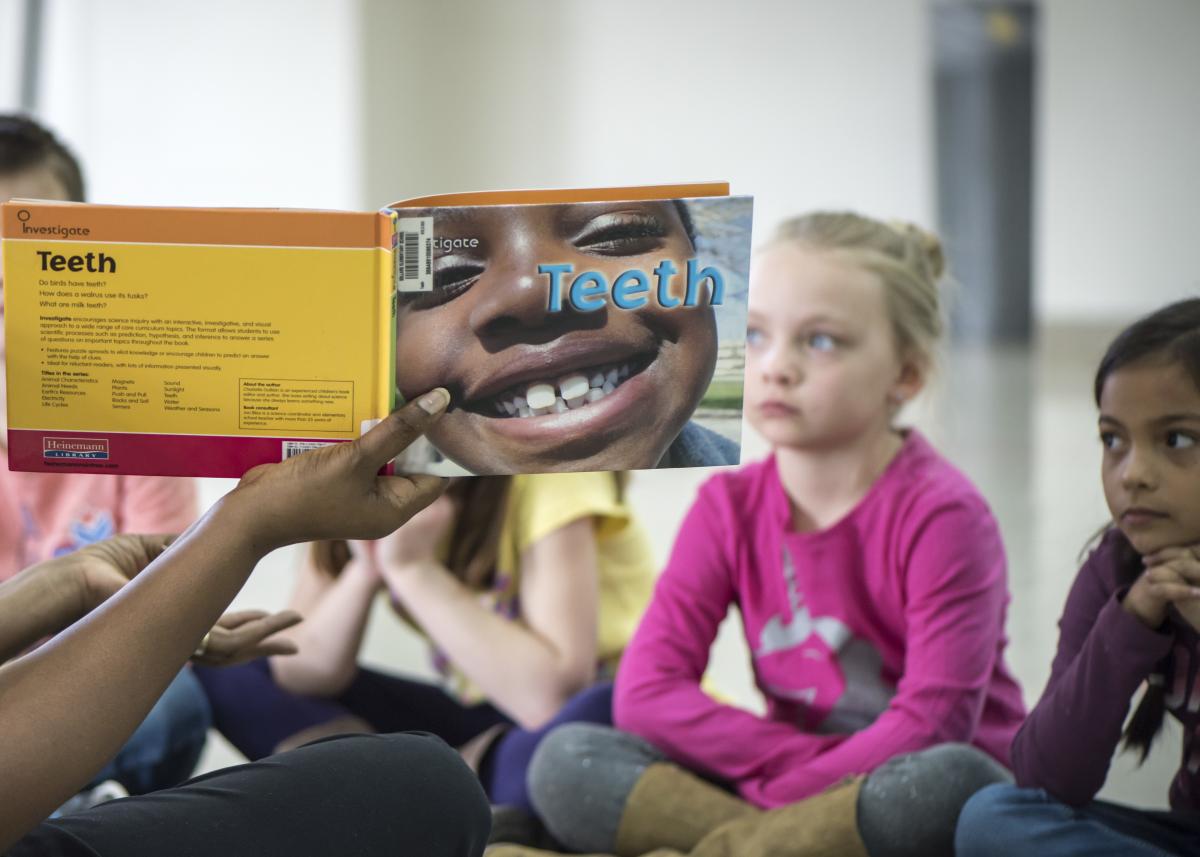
1013, 528, 1200, 812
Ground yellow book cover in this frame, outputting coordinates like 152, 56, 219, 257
2, 183, 752, 476
1, 202, 397, 476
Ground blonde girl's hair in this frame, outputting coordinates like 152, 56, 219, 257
769, 212, 947, 372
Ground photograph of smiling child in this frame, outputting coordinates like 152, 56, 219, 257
391, 196, 751, 475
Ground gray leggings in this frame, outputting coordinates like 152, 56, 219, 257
528, 724, 1012, 857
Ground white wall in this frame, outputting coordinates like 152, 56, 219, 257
0, 1, 25, 109
363, 0, 933, 235
1036, 0, 1200, 324
26, 0, 362, 210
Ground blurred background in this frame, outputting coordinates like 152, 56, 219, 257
4, 0, 1198, 809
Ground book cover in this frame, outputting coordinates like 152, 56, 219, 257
2, 184, 751, 477
387, 184, 751, 475
1, 202, 396, 477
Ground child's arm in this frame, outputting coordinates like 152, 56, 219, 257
379, 514, 600, 729
615, 481, 841, 792
1010, 539, 1172, 806
744, 496, 1013, 805
267, 550, 382, 696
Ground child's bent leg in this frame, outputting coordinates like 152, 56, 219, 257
485, 682, 615, 810
192, 658, 367, 760
956, 783, 1200, 857
15, 733, 491, 857
527, 723, 755, 856
195, 659, 507, 760
858, 743, 1011, 857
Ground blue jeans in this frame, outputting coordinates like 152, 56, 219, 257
956, 783, 1200, 857
90, 668, 212, 795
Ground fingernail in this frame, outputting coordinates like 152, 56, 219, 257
416, 388, 449, 415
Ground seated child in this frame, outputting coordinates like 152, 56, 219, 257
507, 212, 1026, 857
956, 299, 1200, 857
196, 471, 656, 818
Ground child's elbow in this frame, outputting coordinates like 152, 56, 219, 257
511, 665, 597, 732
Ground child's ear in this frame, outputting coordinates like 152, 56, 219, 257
888, 357, 926, 408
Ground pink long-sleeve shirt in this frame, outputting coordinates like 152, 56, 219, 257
615, 431, 1026, 808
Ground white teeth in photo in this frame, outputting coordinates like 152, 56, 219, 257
488, 358, 647, 419
526, 383, 556, 410
558, 373, 590, 401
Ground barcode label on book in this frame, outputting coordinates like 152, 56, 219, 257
282, 441, 335, 461
395, 216, 433, 293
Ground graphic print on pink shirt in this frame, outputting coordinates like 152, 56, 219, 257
56, 509, 116, 557
753, 547, 895, 734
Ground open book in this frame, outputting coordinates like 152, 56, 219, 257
1, 184, 752, 477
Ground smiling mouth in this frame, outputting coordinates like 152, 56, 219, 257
465, 353, 655, 419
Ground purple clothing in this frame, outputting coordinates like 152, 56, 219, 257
615, 430, 1026, 808
195, 659, 614, 813
1013, 528, 1200, 812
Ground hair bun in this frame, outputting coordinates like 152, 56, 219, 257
887, 219, 945, 281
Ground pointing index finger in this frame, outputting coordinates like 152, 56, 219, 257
355, 388, 450, 473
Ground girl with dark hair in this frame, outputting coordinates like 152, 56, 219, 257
957, 298, 1200, 856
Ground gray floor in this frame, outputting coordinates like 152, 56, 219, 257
197, 327, 1178, 810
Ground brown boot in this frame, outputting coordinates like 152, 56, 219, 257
687, 776, 869, 857
612, 763, 760, 857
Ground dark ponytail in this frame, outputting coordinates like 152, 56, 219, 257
1092, 297, 1200, 761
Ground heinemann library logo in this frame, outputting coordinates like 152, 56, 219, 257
43, 437, 110, 460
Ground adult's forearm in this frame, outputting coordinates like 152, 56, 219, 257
0, 493, 264, 851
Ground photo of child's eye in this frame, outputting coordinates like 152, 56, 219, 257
391, 196, 751, 475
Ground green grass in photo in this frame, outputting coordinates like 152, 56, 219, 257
700, 379, 744, 410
